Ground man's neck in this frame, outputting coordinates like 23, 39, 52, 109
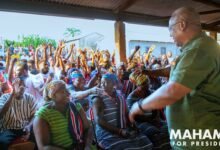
14, 94, 24, 100
181, 30, 202, 47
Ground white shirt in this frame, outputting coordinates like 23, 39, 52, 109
20, 55, 30, 61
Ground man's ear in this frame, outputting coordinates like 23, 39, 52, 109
179, 21, 187, 31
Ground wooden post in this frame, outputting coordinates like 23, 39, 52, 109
209, 31, 217, 40
115, 21, 126, 64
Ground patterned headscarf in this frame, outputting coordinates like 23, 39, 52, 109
102, 73, 118, 85
129, 70, 149, 86
43, 80, 66, 101
129, 70, 140, 84
136, 74, 149, 86
70, 71, 84, 81
127, 58, 138, 71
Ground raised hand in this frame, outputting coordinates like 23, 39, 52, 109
119, 129, 138, 138
135, 45, 140, 51
89, 86, 104, 95
22, 123, 31, 141
10, 57, 17, 64
12, 78, 21, 95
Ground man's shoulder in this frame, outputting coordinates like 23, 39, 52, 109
0, 93, 11, 100
194, 34, 219, 52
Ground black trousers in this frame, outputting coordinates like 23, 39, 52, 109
0, 129, 25, 150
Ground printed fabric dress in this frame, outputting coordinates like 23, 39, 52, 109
94, 91, 153, 150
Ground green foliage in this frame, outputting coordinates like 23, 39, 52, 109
4, 35, 56, 49
64, 27, 81, 38
4, 39, 15, 48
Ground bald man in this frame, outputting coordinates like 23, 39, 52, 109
129, 7, 220, 150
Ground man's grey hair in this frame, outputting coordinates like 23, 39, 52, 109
171, 7, 201, 27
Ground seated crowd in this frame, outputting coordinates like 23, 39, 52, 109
0, 43, 175, 150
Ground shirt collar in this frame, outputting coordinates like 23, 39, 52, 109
180, 32, 206, 53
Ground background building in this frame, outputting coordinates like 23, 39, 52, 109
129, 40, 180, 57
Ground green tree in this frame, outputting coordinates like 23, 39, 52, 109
4, 39, 15, 48
64, 27, 81, 39
4, 35, 56, 49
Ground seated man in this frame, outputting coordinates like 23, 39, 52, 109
0, 77, 37, 150
92, 73, 153, 150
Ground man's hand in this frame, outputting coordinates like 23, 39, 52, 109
89, 87, 104, 95
129, 102, 144, 123
42, 43, 48, 50
10, 57, 17, 64
12, 78, 21, 95
120, 129, 138, 139
22, 124, 31, 141
134, 45, 140, 51
70, 43, 75, 50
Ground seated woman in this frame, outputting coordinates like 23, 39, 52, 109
92, 73, 153, 150
68, 71, 103, 112
127, 71, 171, 150
33, 80, 91, 150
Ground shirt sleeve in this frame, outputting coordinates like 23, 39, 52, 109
29, 95, 38, 116
170, 48, 214, 89
0, 94, 10, 109
35, 106, 49, 121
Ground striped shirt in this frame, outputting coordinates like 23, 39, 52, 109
35, 103, 82, 149
0, 93, 37, 130
95, 94, 153, 150
102, 96, 119, 126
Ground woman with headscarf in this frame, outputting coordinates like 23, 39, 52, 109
68, 71, 103, 112
33, 80, 91, 150
92, 73, 153, 150
127, 71, 171, 150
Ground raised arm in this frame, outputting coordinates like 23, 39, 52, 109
0, 78, 19, 117
35, 46, 41, 71
5, 48, 10, 72
8, 58, 17, 82
42, 44, 48, 62
128, 46, 140, 63
48, 44, 53, 57
65, 44, 74, 61
142, 66, 171, 78
54, 47, 60, 68
58, 57, 65, 73
85, 65, 100, 88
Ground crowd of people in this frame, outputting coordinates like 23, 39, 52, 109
1, 6, 219, 150
0, 35, 174, 150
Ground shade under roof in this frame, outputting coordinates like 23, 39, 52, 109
0, 0, 219, 32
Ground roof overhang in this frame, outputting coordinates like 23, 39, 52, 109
0, 0, 219, 32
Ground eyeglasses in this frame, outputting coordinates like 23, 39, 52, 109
169, 21, 201, 32
168, 22, 182, 31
